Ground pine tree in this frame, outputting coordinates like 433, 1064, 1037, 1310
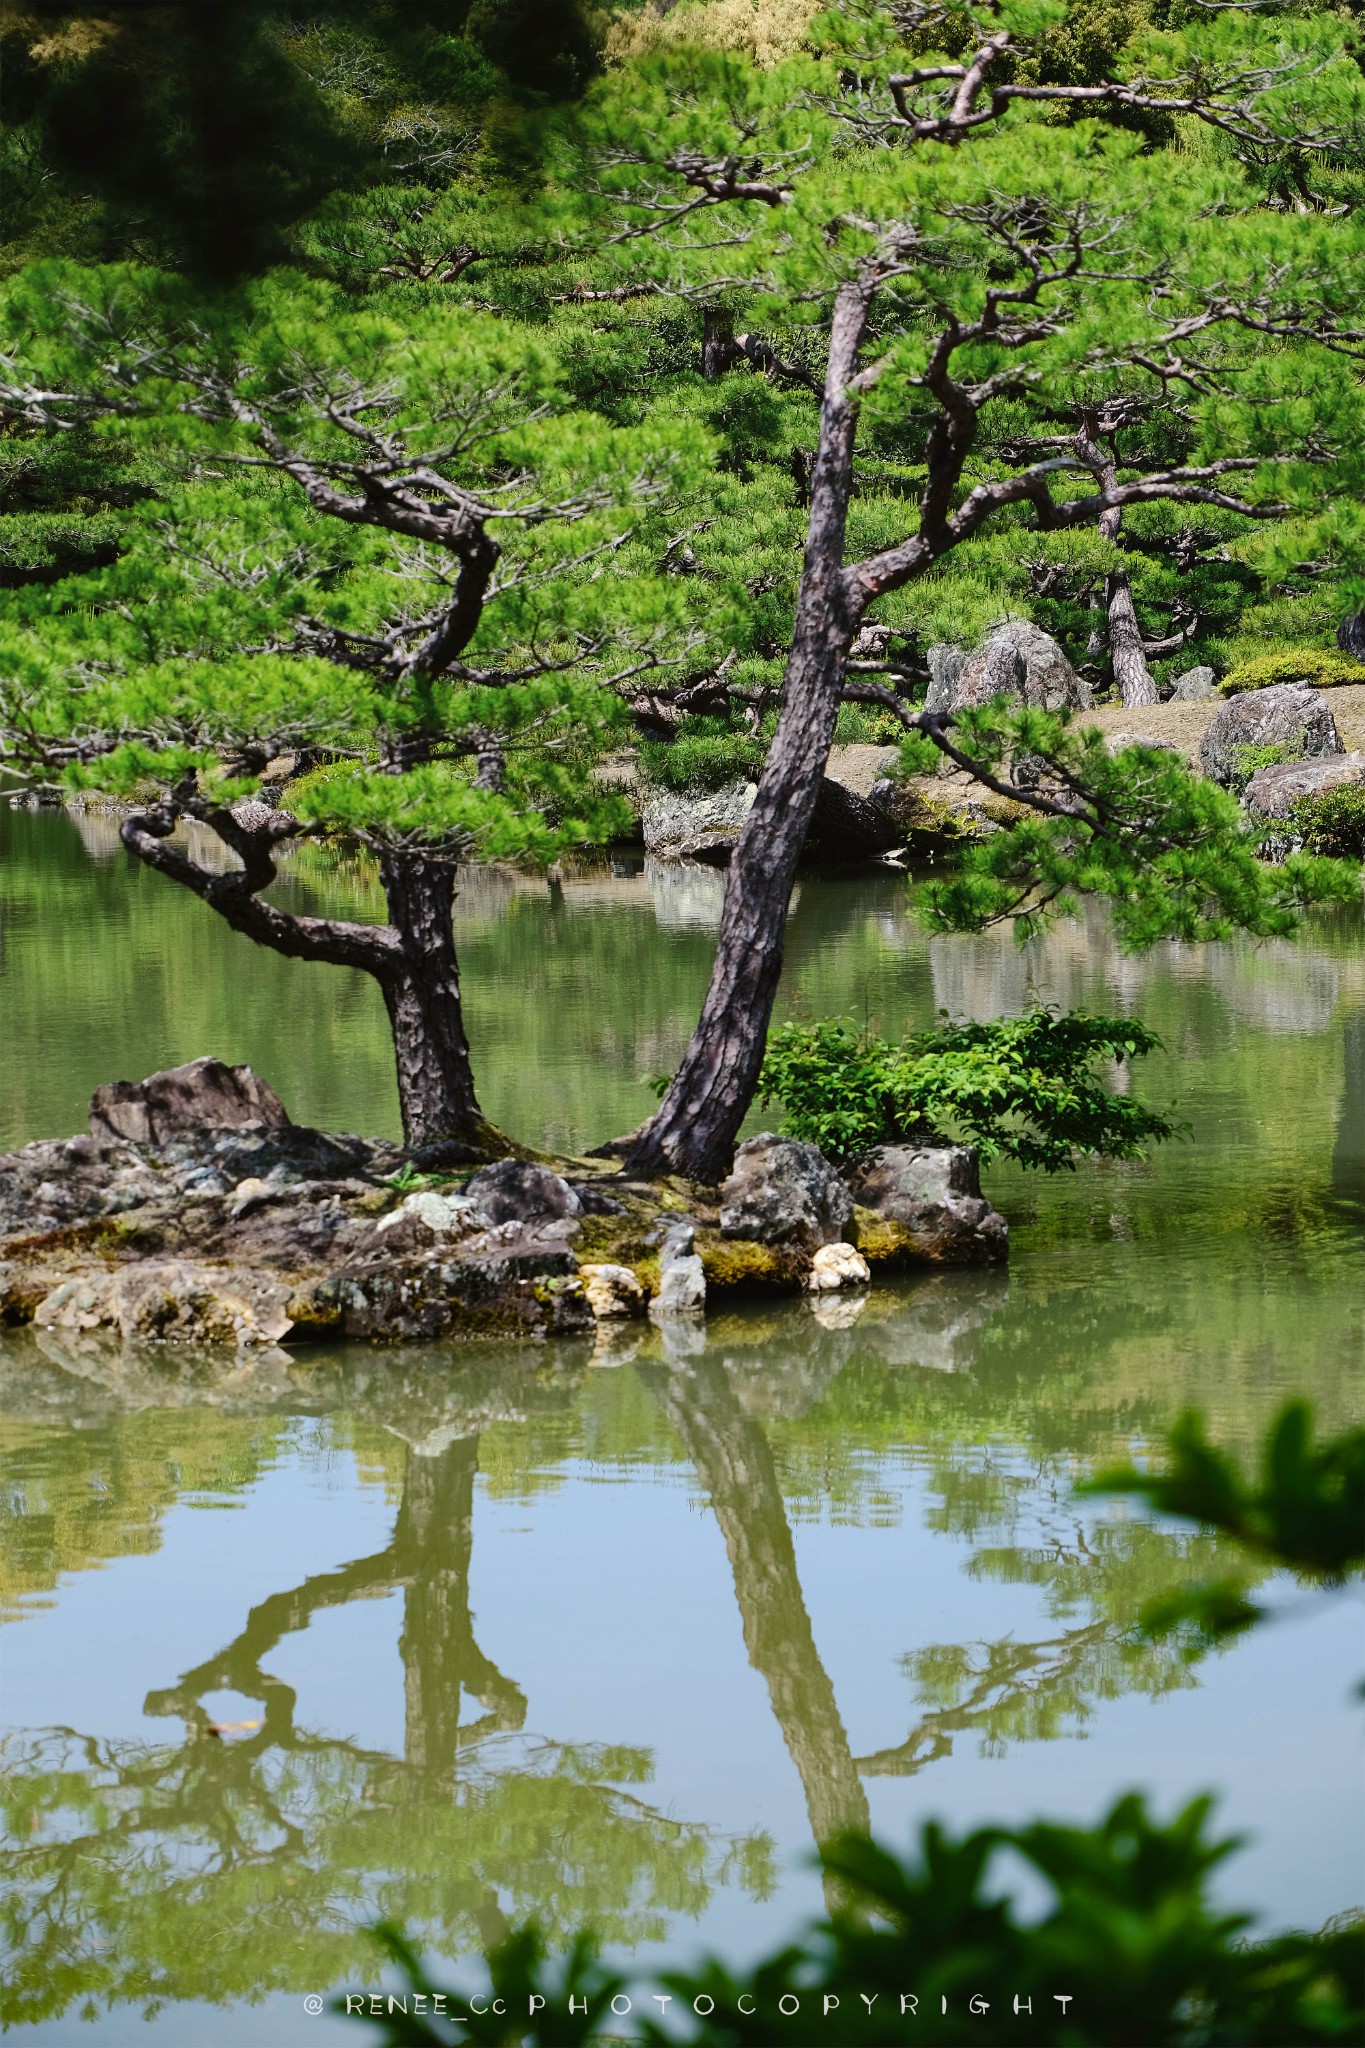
0, 274, 711, 1150
564, 0, 1365, 1178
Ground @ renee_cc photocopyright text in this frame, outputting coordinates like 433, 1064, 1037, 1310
314, 1988, 1079, 2025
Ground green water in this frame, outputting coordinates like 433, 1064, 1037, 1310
1, 806, 1363, 2044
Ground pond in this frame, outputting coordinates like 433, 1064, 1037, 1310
1, 804, 1363, 2044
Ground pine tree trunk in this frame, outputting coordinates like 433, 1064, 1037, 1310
625, 285, 871, 1182
1076, 423, 1159, 708
379, 852, 487, 1152
1107, 567, 1159, 707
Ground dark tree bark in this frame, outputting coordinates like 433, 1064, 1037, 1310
625, 282, 871, 1182
1338, 612, 1365, 664
702, 306, 736, 380
378, 853, 487, 1153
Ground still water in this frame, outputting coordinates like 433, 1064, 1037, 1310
1, 805, 1363, 2044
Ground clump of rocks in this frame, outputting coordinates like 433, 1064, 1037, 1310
0, 1061, 1010, 1349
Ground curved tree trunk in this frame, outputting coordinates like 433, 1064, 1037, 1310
379, 852, 488, 1154
1075, 418, 1158, 707
119, 811, 490, 1156
625, 284, 871, 1182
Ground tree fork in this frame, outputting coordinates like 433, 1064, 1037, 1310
120, 808, 498, 1156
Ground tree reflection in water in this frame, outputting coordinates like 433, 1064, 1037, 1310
0, 1293, 1291, 2027
0, 1350, 773, 2025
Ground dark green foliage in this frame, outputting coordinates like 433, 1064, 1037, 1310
1289, 785, 1365, 859
637, 717, 769, 793
0, 1, 598, 277
0, 429, 160, 587
757, 1007, 1180, 1168
1220, 649, 1362, 696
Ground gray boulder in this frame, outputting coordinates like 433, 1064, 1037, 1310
952, 620, 1092, 714
846, 1144, 1008, 1265
923, 644, 968, 715
1169, 665, 1217, 702
642, 783, 755, 862
1199, 684, 1341, 788
650, 1217, 706, 1317
645, 777, 898, 865
89, 1058, 290, 1146
719, 1135, 853, 1251
462, 1158, 582, 1226
805, 777, 902, 860
1242, 751, 1365, 819
651, 1252, 707, 1317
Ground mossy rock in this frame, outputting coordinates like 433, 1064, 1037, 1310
854, 1207, 944, 1269
696, 1232, 809, 1293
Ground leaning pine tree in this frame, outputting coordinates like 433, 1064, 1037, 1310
0, 283, 708, 1152
570, 0, 1365, 1180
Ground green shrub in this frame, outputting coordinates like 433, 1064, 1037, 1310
832, 700, 906, 745
1220, 649, 1362, 696
638, 718, 770, 795
757, 1007, 1180, 1168
1226, 742, 1294, 797
1288, 783, 1365, 859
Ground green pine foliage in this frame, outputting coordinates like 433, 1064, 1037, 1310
1083, 1402, 1365, 1652
758, 1007, 1180, 1167
913, 708, 1360, 946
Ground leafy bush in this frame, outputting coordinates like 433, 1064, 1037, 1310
1288, 784, 1365, 859
757, 1008, 1180, 1168
1220, 649, 1362, 696
638, 718, 770, 795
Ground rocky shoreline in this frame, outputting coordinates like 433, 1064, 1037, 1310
0, 1059, 1007, 1350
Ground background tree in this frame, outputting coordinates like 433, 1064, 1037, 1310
567, 0, 1365, 1178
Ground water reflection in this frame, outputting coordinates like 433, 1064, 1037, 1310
644, 1353, 870, 1906
7, 1264, 1350, 2037
0, 1353, 776, 2023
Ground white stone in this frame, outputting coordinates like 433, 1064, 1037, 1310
579, 1262, 646, 1319
374, 1190, 488, 1237
807, 1242, 871, 1292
